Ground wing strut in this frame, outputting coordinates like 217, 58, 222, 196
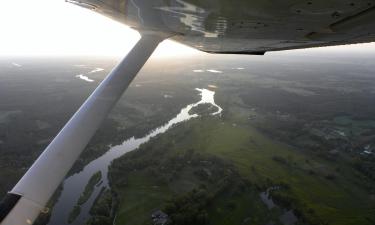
0, 33, 166, 225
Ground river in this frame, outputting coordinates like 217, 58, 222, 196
48, 88, 223, 225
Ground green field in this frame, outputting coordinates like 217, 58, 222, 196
177, 118, 375, 225
110, 136, 278, 225
107, 115, 375, 225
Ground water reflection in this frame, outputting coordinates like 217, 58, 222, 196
88, 68, 104, 74
156, 0, 220, 38
75, 74, 94, 82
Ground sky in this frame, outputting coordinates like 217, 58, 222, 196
0, 0, 198, 57
0, 0, 374, 57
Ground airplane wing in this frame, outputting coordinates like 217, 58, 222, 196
2, 1, 375, 224
68, 0, 375, 54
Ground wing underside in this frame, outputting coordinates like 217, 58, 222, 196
69, 0, 375, 54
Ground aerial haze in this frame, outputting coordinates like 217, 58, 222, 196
1, 51, 375, 225
1, 1, 375, 225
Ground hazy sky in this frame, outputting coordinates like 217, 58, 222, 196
0, 0, 198, 57
0, 0, 374, 57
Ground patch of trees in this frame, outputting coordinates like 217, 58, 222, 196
162, 175, 250, 225
164, 187, 211, 225
324, 174, 336, 181
272, 156, 288, 165
270, 189, 323, 225
77, 171, 102, 205
188, 103, 217, 116
352, 155, 375, 181
110, 141, 237, 189
108, 130, 254, 225
87, 189, 115, 225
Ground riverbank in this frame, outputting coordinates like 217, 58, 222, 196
47, 88, 221, 225
106, 116, 375, 225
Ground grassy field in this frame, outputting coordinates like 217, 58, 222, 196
108, 115, 375, 225
114, 173, 171, 225
173, 117, 375, 224
110, 146, 277, 225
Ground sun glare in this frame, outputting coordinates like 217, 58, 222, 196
0, 0, 198, 57
0, 0, 374, 57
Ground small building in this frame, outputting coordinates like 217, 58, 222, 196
151, 210, 169, 225
328, 149, 339, 156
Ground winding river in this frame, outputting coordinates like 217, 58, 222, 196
48, 88, 223, 225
